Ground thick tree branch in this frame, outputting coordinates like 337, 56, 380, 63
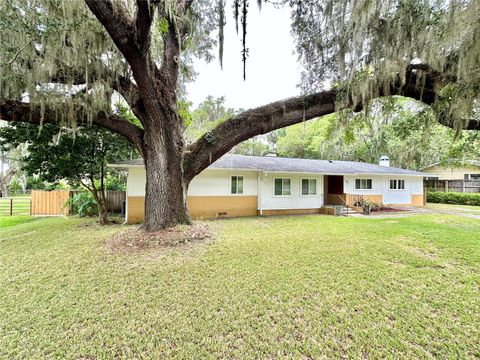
84, 0, 139, 66
0, 100, 144, 151
184, 91, 338, 181
111, 76, 147, 123
158, 20, 182, 88
184, 66, 479, 181
135, 0, 158, 53
157, 0, 193, 85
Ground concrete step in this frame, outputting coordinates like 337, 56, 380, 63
322, 205, 359, 216
341, 207, 358, 215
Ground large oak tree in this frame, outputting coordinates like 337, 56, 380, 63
0, 0, 479, 231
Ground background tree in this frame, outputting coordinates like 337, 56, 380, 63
0, 123, 134, 224
0, 131, 27, 197
184, 96, 238, 143
1, 0, 479, 231
0, 148, 17, 197
232, 138, 270, 156
186, 96, 269, 155
274, 97, 480, 170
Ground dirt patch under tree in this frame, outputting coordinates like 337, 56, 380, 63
105, 223, 212, 253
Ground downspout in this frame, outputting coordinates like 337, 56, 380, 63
124, 167, 130, 225
258, 171, 263, 215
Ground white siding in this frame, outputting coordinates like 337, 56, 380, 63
259, 173, 324, 210
344, 175, 383, 195
410, 176, 424, 194
344, 175, 423, 205
127, 167, 146, 196
382, 176, 423, 204
126, 168, 258, 197
382, 176, 411, 204
126, 167, 424, 208
188, 169, 258, 196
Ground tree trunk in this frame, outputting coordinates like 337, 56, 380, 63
97, 189, 109, 225
0, 182, 8, 197
97, 199, 109, 225
89, 189, 109, 225
143, 119, 190, 232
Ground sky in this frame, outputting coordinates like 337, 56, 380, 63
186, 3, 302, 110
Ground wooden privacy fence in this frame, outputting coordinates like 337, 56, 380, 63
31, 190, 70, 216
104, 190, 126, 213
424, 179, 480, 194
0, 190, 126, 217
0, 197, 31, 216
69, 190, 126, 213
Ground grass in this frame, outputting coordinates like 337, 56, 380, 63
1, 214, 479, 358
0, 197, 31, 217
0, 215, 35, 228
425, 202, 480, 215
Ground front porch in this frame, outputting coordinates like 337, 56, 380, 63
323, 175, 365, 207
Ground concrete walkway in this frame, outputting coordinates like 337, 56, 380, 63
347, 206, 480, 220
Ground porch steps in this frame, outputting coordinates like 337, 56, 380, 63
321, 205, 359, 216
340, 207, 358, 216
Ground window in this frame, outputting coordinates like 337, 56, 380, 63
355, 179, 372, 190
301, 179, 317, 195
274, 178, 291, 196
470, 174, 480, 180
231, 176, 243, 194
389, 179, 405, 190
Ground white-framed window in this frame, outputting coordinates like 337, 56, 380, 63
274, 178, 291, 196
389, 179, 405, 190
355, 178, 372, 190
469, 174, 480, 180
301, 178, 317, 195
231, 176, 244, 194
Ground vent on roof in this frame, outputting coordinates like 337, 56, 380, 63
265, 153, 277, 157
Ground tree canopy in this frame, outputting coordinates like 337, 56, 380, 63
273, 97, 480, 169
290, 0, 480, 131
0, 122, 134, 223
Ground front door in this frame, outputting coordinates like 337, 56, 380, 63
324, 175, 344, 205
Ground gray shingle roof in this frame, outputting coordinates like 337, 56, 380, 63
110, 154, 428, 176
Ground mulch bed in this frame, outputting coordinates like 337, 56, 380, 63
105, 223, 212, 253
370, 207, 410, 215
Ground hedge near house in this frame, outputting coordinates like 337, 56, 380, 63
427, 192, 480, 206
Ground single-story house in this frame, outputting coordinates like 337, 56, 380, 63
420, 161, 480, 180
110, 154, 428, 224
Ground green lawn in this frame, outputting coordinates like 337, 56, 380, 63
426, 202, 480, 214
0, 216, 34, 228
1, 215, 479, 358
0, 197, 31, 217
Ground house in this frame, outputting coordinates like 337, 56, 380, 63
420, 161, 480, 180
110, 154, 428, 224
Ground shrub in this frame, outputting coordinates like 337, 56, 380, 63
427, 191, 480, 206
7, 178, 22, 194
104, 175, 126, 191
66, 192, 99, 217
